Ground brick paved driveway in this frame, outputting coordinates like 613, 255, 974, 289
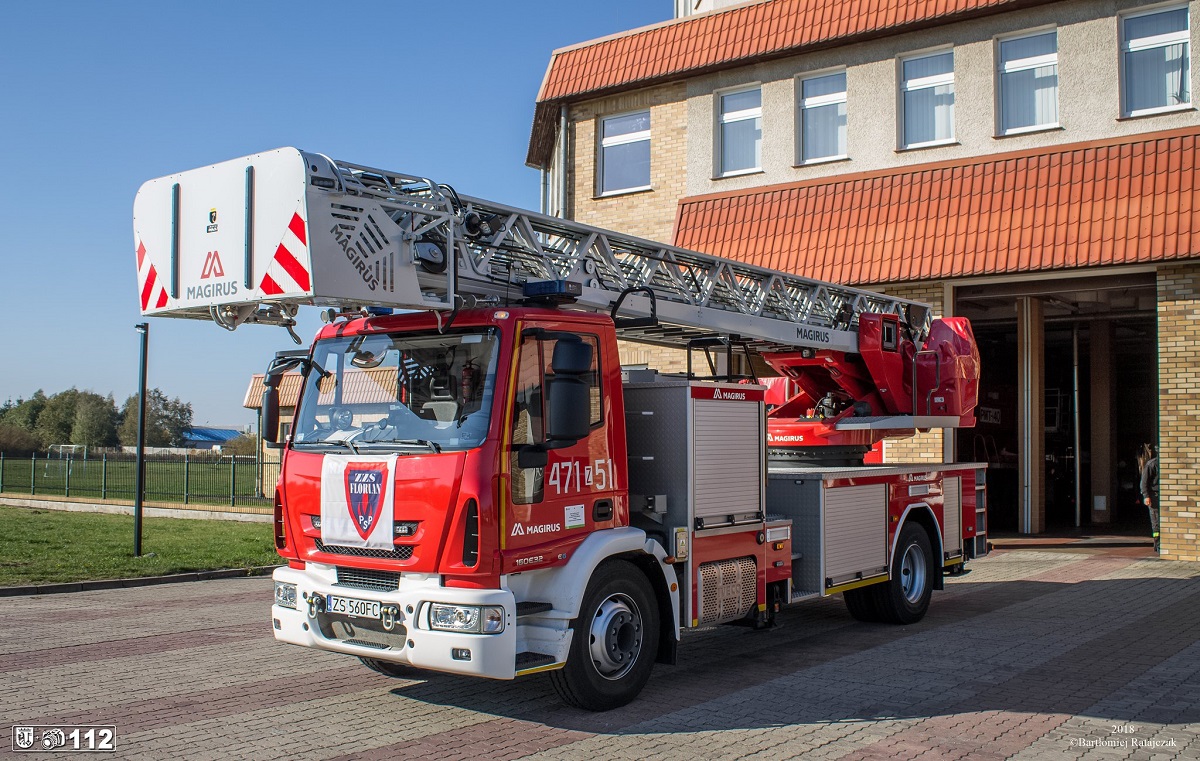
2, 548, 1199, 760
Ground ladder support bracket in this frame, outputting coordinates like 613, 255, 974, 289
610, 287, 659, 330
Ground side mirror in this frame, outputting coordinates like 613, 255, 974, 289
517, 446, 549, 469
545, 375, 590, 444
545, 339, 593, 446
262, 385, 281, 448
551, 338, 592, 376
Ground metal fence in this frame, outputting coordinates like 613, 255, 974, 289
0, 451, 281, 513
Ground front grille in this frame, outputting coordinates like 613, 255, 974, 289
336, 566, 401, 592
343, 638, 389, 650
310, 516, 420, 537
315, 539, 414, 560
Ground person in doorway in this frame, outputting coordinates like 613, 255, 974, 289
1140, 445, 1159, 553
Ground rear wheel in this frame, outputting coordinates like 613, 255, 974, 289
550, 559, 660, 711
842, 586, 881, 622
872, 522, 934, 624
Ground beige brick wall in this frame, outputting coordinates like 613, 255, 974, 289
617, 341, 688, 373
875, 281, 946, 464
1157, 264, 1200, 562
568, 83, 687, 243
567, 85, 692, 375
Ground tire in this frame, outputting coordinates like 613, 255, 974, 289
550, 559, 660, 711
359, 657, 416, 679
872, 522, 934, 625
842, 586, 881, 622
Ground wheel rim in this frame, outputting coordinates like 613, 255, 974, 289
899, 542, 927, 604
588, 593, 643, 680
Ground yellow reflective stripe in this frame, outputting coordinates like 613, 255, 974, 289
825, 575, 888, 595
515, 661, 564, 676
498, 321, 524, 551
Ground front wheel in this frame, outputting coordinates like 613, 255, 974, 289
359, 657, 417, 679
550, 559, 660, 711
872, 522, 934, 624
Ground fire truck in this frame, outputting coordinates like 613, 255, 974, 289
133, 148, 985, 711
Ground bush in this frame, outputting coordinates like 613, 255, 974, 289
0, 425, 41, 456
222, 434, 259, 457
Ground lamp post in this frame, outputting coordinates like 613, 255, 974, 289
134, 323, 149, 557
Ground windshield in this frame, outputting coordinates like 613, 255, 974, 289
291, 328, 500, 453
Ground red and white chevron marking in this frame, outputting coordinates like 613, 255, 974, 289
259, 212, 311, 296
136, 240, 168, 311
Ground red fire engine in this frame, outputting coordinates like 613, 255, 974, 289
134, 148, 985, 711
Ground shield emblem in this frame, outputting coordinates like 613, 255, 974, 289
14, 727, 33, 750
344, 463, 389, 540
209, 208, 217, 224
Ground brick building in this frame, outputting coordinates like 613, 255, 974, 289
526, 0, 1200, 558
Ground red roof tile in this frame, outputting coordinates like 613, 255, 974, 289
673, 128, 1200, 285
528, 0, 1064, 166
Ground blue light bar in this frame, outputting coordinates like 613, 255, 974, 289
523, 280, 582, 299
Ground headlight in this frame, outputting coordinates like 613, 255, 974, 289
274, 582, 298, 609
429, 604, 505, 634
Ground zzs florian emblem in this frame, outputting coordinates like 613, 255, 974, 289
344, 463, 390, 540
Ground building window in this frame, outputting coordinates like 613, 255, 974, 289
718, 86, 762, 175
1121, 6, 1190, 116
900, 51, 955, 148
799, 71, 847, 162
998, 31, 1059, 134
599, 111, 651, 195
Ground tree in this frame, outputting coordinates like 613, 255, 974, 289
71, 393, 119, 448
0, 390, 47, 431
35, 388, 81, 447
118, 389, 194, 447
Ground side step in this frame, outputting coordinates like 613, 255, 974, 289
516, 601, 553, 617
514, 651, 560, 675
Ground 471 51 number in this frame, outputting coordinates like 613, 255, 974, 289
547, 458, 613, 496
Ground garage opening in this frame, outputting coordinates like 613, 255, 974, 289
953, 274, 1156, 534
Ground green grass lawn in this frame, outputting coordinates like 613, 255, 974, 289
0, 456, 278, 508
0, 506, 281, 586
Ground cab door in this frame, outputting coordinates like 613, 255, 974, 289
502, 320, 624, 571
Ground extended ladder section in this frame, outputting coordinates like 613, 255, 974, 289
134, 147, 929, 354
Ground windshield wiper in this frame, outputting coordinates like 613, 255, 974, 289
306, 438, 441, 454
398, 439, 442, 454
295, 440, 360, 454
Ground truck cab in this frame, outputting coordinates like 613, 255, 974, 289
271, 307, 675, 708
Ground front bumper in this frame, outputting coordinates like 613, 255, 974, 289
271, 564, 517, 680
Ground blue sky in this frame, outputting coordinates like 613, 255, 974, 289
0, 1, 667, 426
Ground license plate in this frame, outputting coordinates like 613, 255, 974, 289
326, 594, 382, 619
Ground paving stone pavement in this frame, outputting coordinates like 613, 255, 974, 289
1, 547, 1198, 760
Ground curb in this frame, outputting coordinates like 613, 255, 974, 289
0, 565, 281, 597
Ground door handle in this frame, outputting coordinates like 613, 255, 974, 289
593, 499, 614, 522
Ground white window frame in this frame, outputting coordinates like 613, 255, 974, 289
796, 68, 848, 165
898, 48, 956, 150
716, 84, 763, 178
1119, 3, 1192, 118
598, 110, 652, 197
995, 28, 1060, 136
